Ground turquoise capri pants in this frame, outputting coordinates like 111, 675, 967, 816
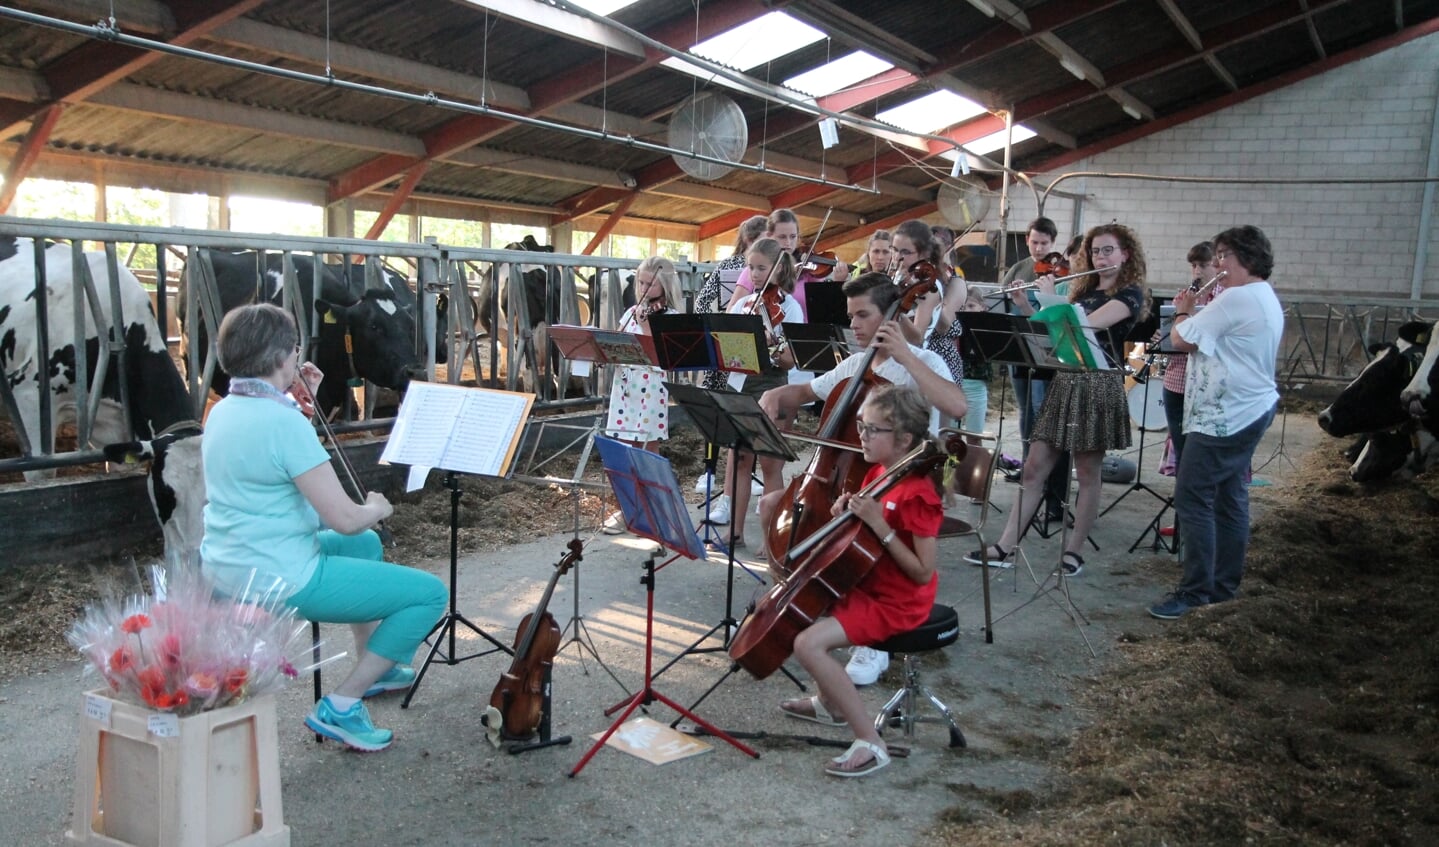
284, 530, 448, 665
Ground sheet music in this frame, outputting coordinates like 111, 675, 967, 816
381, 382, 533, 480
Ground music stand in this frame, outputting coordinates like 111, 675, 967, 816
782, 321, 852, 373
569, 438, 758, 776
648, 312, 767, 374
966, 311, 1098, 654
378, 382, 533, 708
802, 280, 848, 326
654, 383, 805, 703
1099, 302, 1178, 553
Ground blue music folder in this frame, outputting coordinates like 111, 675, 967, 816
594, 437, 706, 560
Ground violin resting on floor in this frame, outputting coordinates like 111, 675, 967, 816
482, 538, 581, 745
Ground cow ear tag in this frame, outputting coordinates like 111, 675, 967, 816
323, 311, 338, 325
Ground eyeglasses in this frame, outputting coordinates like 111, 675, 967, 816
855, 420, 895, 438
893, 247, 917, 257
1214, 251, 1229, 261
1089, 245, 1118, 257
293, 345, 302, 357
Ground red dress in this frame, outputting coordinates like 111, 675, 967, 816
830, 465, 943, 646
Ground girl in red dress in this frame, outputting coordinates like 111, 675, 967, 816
778, 384, 942, 778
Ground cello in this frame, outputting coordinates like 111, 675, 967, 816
483, 538, 582, 744
730, 431, 965, 679
762, 263, 941, 578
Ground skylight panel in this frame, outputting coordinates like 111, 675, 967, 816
564, 0, 640, 14
876, 91, 987, 134
958, 126, 1038, 156
682, 11, 824, 71
782, 51, 894, 98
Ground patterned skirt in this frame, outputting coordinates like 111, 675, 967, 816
1030, 370, 1131, 453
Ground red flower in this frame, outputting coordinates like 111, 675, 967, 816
109, 645, 135, 673
136, 665, 167, 704
158, 633, 183, 671
224, 667, 249, 695
120, 614, 153, 634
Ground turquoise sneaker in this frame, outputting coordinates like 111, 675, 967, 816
363, 666, 416, 698
304, 697, 393, 751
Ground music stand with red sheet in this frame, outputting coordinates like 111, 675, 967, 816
568, 437, 759, 776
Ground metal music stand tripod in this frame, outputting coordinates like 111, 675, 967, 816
570, 437, 758, 776
402, 470, 513, 708
1100, 326, 1177, 553
977, 311, 1099, 655
655, 382, 806, 699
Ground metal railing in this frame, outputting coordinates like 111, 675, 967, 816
0, 216, 713, 476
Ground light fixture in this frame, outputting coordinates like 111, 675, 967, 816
951, 152, 970, 177
818, 117, 839, 149
1122, 104, 1143, 121
966, 0, 997, 17
1058, 56, 1087, 81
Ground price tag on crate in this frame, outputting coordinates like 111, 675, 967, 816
83, 693, 113, 727
148, 712, 181, 738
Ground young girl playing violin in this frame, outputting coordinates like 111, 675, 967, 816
603, 256, 683, 533
710, 238, 801, 543
725, 208, 849, 317
778, 384, 942, 778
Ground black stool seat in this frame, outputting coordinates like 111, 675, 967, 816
874, 604, 959, 655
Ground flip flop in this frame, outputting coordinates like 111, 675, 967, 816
824, 738, 891, 778
779, 695, 846, 727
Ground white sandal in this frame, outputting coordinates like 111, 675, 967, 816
824, 739, 891, 778
779, 695, 846, 727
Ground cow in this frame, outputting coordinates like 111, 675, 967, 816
1401, 329, 1439, 421
181, 250, 429, 418
329, 259, 449, 366
103, 426, 205, 558
0, 236, 195, 477
1317, 321, 1435, 438
1317, 320, 1438, 481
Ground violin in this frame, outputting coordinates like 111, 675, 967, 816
1032, 251, 1069, 277
731, 432, 966, 679
797, 248, 839, 280
483, 538, 581, 745
745, 258, 791, 363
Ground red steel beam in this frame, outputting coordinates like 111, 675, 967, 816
579, 194, 638, 255
0, 103, 64, 214
362, 162, 429, 240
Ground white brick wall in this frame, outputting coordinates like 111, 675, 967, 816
972, 31, 1439, 300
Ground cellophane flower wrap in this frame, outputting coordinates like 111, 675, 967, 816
68, 559, 329, 715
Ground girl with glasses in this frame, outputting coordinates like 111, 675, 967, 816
970, 223, 1151, 578
778, 385, 941, 778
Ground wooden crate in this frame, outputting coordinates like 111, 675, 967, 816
67, 690, 289, 847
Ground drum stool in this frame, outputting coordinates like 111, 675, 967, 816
871, 604, 966, 748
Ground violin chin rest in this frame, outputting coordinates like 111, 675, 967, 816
482, 705, 504, 750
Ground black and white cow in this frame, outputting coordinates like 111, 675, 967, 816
0, 236, 194, 475
328, 260, 449, 366
103, 427, 205, 557
182, 250, 428, 418
1318, 320, 1438, 480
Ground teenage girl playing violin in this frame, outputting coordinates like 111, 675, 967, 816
725, 208, 850, 317
712, 238, 801, 543
777, 384, 942, 778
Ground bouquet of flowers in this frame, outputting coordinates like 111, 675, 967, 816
68, 559, 338, 716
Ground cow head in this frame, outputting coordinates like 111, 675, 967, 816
1344, 425, 1416, 482
331, 262, 449, 365
1317, 341, 1426, 437
312, 292, 424, 415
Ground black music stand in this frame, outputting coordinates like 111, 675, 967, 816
648, 312, 767, 374
402, 470, 514, 708
802, 280, 848, 326
655, 383, 805, 701
570, 438, 758, 776
1100, 300, 1178, 553
965, 311, 1098, 654
782, 321, 853, 373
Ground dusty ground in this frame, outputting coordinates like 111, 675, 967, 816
1, 409, 1436, 846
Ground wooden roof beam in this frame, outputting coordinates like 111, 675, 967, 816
0, 104, 64, 214
327, 0, 769, 203
578, 194, 639, 255
0, 0, 268, 136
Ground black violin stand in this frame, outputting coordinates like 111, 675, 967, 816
655, 384, 805, 702
1099, 353, 1177, 553
488, 664, 572, 756
402, 471, 512, 709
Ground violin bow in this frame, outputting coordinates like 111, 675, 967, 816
296, 368, 396, 547
797, 207, 834, 271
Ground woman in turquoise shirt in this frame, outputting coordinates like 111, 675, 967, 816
201, 303, 445, 752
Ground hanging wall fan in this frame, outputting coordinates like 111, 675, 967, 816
668, 92, 748, 181
937, 176, 993, 230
